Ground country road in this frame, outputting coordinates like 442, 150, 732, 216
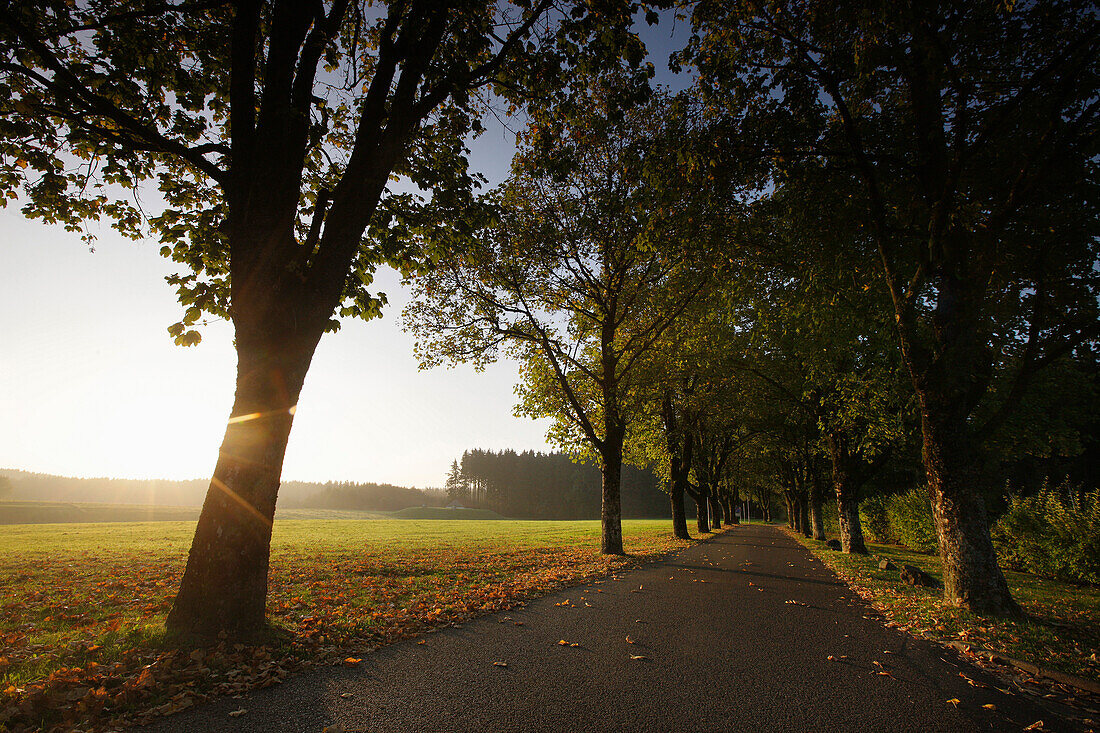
145, 524, 1071, 732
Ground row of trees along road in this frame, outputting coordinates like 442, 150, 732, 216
2, 0, 1096, 637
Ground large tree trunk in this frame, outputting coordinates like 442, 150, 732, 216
890, 264, 1021, 616
728, 488, 740, 525
670, 484, 690, 540
167, 332, 316, 638
600, 433, 625, 555
920, 398, 1021, 617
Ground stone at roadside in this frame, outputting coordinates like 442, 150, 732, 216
900, 564, 940, 588
826, 539, 842, 551
878, 557, 896, 571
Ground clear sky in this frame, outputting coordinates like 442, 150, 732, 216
0, 14, 688, 489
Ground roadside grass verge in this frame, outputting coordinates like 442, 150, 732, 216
792, 532, 1100, 687
0, 519, 690, 731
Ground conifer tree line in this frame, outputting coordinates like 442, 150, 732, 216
2, 0, 1096, 636
443, 450, 669, 519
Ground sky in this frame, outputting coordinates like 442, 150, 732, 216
0, 14, 688, 489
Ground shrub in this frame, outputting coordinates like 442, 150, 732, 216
887, 487, 938, 554
993, 481, 1100, 585
859, 494, 895, 544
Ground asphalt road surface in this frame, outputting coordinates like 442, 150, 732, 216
146, 524, 1073, 732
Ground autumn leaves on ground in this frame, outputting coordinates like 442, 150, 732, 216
0, 519, 690, 731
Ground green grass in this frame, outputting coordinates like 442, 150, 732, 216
0, 518, 690, 730
793, 532, 1100, 684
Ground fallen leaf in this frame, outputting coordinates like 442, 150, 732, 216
625, 636, 635, 644
416, 640, 426, 645
630, 655, 648, 661
340, 692, 354, 699
947, 698, 960, 708
492, 661, 507, 667
1023, 722, 1044, 730
981, 704, 996, 711
228, 709, 247, 718
827, 656, 836, 661
342, 657, 361, 667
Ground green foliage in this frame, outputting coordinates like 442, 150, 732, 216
886, 488, 938, 554
993, 481, 1100, 585
858, 494, 894, 545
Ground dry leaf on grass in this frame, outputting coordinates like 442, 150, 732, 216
228, 708, 246, 718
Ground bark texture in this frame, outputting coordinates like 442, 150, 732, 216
168, 334, 316, 637
920, 401, 1021, 616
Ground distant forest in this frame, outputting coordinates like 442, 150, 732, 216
0, 454, 670, 519
445, 449, 668, 519
0, 469, 442, 512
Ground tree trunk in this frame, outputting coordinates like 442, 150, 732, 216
693, 490, 710, 534
167, 333, 316, 638
728, 489, 740, 525
835, 481, 868, 555
886, 242, 1019, 616
669, 480, 690, 540
800, 494, 811, 538
809, 470, 826, 541
921, 402, 1021, 616
709, 493, 723, 530
599, 433, 625, 555
827, 433, 869, 555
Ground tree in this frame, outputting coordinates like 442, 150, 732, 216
406, 89, 715, 553
444, 459, 465, 503
0, 0, 652, 637
0, 475, 12, 500
684, 0, 1100, 616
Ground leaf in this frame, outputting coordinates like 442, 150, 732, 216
982, 704, 996, 711
625, 636, 635, 644
492, 661, 507, 667
630, 654, 648, 660
1023, 722, 1044, 730
947, 698, 960, 707
228, 709, 247, 718
342, 657, 361, 667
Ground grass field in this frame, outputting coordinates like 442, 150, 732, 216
792, 532, 1100, 686
0, 518, 690, 730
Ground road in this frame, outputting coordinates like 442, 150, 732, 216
146, 524, 1070, 732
